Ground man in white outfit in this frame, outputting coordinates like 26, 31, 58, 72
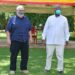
42, 5, 70, 74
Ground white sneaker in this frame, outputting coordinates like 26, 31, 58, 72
21, 70, 29, 74
9, 71, 15, 75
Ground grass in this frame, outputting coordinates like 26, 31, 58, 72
0, 32, 6, 39
0, 48, 75, 75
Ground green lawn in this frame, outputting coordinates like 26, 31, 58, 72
0, 48, 75, 75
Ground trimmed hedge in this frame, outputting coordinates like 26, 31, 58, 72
69, 37, 75, 41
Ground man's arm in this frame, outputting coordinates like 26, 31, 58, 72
5, 17, 12, 47
64, 18, 70, 46
6, 31, 11, 47
42, 18, 49, 44
29, 31, 33, 43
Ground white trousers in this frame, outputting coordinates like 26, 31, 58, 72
45, 45, 64, 71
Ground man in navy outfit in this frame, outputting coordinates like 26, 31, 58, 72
6, 5, 33, 74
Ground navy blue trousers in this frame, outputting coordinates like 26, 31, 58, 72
10, 41, 29, 71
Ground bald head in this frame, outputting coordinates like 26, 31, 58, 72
54, 4, 61, 10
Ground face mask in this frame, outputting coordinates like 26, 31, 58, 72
55, 10, 61, 17
16, 11, 24, 18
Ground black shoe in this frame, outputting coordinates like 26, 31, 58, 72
44, 70, 50, 72
58, 71, 64, 74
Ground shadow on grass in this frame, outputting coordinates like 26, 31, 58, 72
0, 48, 75, 75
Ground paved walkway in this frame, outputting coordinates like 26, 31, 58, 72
0, 39, 75, 48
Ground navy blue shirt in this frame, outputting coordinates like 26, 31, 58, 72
6, 16, 32, 42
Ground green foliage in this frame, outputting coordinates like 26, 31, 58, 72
0, 13, 7, 29
69, 37, 75, 41
26, 13, 50, 29
66, 16, 74, 32
0, 13, 74, 31
26, 13, 74, 31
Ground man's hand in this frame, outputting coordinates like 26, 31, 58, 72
42, 39, 46, 45
29, 31, 33, 44
6, 31, 11, 47
7, 38, 11, 47
29, 37, 33, 44
65, 41, 69, 46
